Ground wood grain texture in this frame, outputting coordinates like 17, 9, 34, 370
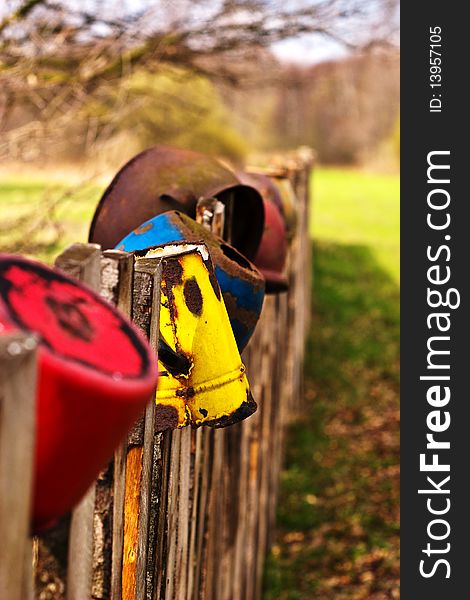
122, 446, 144, 600
54, 244, 103, 600
98, 250, 135, 600
120, 257, 162, 600
0, 332, 37, 600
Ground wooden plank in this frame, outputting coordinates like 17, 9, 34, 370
254, 299, 277, 599
230, 419, 250, 600
111, 442, 128, 600
100, 250, 134, 600
135, 399, 157, 600
91, 461, 114, 599
208, 429, 225, 600
193, 428, 213, 600
0, 331, 37, 600
122, 264, 153, 600
122, 443, 144, 600
186, 428, 203, 599
152, 432, 172, 600
144, 430, 164, 600
120, 257, 162, 600
174, 426, 191, 600
164, 429, 182, 600
203, 429, 225, 600
55, 242, 102, 291
67, 484, 97, 600
137, 260, 162, 600
60, 244, 102, 600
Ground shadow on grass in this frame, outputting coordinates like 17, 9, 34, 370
263, 241, 399, 600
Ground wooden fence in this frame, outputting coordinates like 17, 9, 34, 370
0, 149, 313, 600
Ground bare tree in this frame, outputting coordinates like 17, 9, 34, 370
0, 0, 398, 161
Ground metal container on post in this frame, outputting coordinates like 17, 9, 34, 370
89, 145, 265, 261
136, 243, 257, 430
237, 171, 289, 294
0, 254, 159, 532
116, 211, 265, 352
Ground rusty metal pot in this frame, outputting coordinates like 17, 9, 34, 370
237, 171, 288, 293
89, 145, 264, 260
267, 172, 298, 241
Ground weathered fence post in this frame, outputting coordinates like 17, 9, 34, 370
57, 244, 103, 600
0, 330, 38, 600
100, 249, 134, 600
120, 255, 162, 600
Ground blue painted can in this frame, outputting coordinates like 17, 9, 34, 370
116, 211, 265, 351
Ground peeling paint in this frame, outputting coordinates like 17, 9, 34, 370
154, 245, 256, 431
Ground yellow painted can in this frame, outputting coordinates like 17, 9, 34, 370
137, 243, 257, 431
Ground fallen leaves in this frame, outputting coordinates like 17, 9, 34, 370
263, 241, 400, 599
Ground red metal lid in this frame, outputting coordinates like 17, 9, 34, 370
0, 255, 158, 531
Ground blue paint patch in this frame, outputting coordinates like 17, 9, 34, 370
116, 214, 184, 252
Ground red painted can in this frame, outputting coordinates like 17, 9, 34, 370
237, 172, 289, 293
0, 255, 158, 532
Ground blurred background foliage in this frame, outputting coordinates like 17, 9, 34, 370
1, 0, 399, 169
117, 69, 249, 160
1, 52, 399, 167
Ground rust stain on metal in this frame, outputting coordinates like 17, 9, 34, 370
162, 259, 183, 288
183, 278, 203, 316
133, 222, 154, 235
162, 258, 184, 327
155, 405, 179, 431
204, 259, 221, 301
161, 212, 263, 295
200, 392, 257, 429
176, 386, 195, 399
222, 292, 260, 331
88, 144, 264, 260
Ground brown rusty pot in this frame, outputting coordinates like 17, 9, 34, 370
89, 145, 264, 260
237, 171, 288, 293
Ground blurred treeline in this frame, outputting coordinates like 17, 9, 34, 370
0, 1, 399, 169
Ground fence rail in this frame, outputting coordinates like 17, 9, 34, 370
0, 149, 313, 600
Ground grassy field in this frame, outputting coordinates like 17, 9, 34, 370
263, 168, 400, 599
0, 174, 103, 262
311, 169, 399, 282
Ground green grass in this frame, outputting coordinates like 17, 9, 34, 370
311, 168, 399, 282
0, 174, 103, 262
263, 167, 399, 599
